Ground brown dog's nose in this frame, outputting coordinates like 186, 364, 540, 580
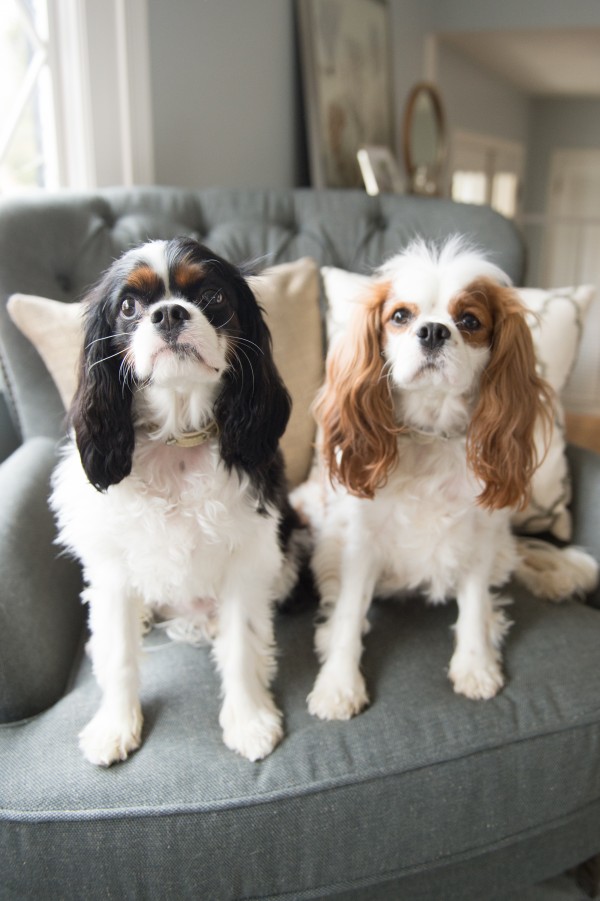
417, 321, 451, 350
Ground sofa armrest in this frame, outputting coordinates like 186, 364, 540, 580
0, 389, 20, 463
0, 438, 84, 723
566, 442, 600, 609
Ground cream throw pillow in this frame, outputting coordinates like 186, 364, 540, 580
7, 257, 323, 488
320, 266, 595, 540
250, 259, 323, 486
7, 294, 84, 411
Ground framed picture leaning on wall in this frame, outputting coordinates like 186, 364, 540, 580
357, 145, 404, 195
297, 0, 395, 189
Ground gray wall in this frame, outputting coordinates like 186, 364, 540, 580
431, 0, 600, 32
389, 0, 434, 123
525, 98, 600, 213
147, 0, 301, 188
146, 0, 434, 190
435, 41, 530, 145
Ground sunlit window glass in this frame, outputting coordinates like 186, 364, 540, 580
0, 0, 58, 193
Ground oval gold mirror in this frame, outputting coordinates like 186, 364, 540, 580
402, 83, 447, 196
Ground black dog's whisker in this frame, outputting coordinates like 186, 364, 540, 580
86, 333, 120, 350
118, 353, 148, 394
229, 346, 247, 394
87, 349, 125, 372
215, 312, 235, 330
229, 335, 264, 356
234, 345, 257, 398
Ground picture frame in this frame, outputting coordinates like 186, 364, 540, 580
357, 145, 404, 195
297, 0, 395, 189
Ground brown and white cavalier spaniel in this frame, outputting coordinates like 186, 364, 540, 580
293, 238, 598, 720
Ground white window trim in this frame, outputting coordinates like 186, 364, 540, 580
47, 0, 154, 190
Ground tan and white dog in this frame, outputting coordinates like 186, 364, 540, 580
295, 238, 597, 721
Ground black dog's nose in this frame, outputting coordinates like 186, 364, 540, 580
417, 321, 451, 350
151, 303, 191, 334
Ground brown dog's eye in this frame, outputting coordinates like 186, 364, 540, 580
391, 308, 413, 326
458, 312, 480, 331
121, 297, 138, 318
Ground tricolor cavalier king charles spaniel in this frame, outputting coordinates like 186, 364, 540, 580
295, 238, 597, 721
51, 237, 304, 765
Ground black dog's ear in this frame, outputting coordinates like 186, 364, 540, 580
71, 279, 135, 492
215, 274, 291, 473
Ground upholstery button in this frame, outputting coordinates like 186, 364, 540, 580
55, 273, 71, 292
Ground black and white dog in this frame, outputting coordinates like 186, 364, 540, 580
51, 237, 304, 765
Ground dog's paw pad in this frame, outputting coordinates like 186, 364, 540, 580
307, 671, 369, 720
79, 705, 143, 766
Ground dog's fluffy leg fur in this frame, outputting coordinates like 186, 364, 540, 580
78, 578, 144, 766
516, 537, 599, 602
449, 573, 511, 700
212, 536, 283, 761
307, 525, 373, 721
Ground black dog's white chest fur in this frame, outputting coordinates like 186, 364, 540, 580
53, 429, 284, 619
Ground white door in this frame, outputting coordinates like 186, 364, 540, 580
543, 150, 600, 414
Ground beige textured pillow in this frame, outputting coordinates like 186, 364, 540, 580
7, 257, 323, 488
320, 266, 595, 540
250, 258, 323, 486
6, 294, 84, 411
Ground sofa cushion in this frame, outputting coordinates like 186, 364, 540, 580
7, 257, 323, 488
1, 588, 599, 899
320, 267, 594, 540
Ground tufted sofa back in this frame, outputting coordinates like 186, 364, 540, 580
0, 186, 525, 444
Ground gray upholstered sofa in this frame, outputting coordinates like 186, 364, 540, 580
0, 187, 599, 900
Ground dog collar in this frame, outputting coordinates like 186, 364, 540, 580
401, 425, 467, 443
165, 422, 219, 447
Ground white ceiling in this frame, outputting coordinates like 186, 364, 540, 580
439, 29, 600, 96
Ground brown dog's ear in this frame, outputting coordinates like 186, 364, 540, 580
467, 280, 554, 511
315, 282, 398, 499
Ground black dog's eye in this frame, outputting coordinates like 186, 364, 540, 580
391, 307, 413, 326
458, 312, 481, 331
120, 297, 139, 319
201, 289, 223, 306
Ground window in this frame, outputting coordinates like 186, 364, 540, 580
0, 0, 154, 194
450, 131, 524, 219
0, 0, 59, 192
490, 171, 520, 219
451, 171, 487, 206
